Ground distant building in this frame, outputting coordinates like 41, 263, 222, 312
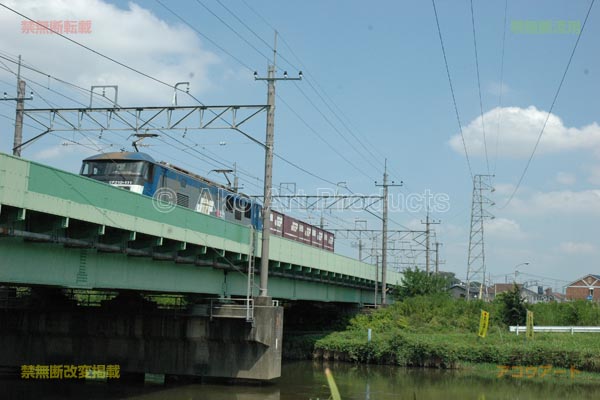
565, 274, 600, 301
488, 283, 542, 304
543, 288, 566, 303
449, 284, 480, 300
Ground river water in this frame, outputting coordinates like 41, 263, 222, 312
2, 361, 598, 400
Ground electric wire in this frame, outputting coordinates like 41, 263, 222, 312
431, 0, 474, 180
292, 82, 380, 178
235, 1, 394, 178
0, 9, 392, 233
193, 0, 272, 63
214, 0, 274, 53
470, 0, 490, 174
501, 0, 596, 208
492, 0, 508, 176
0, 3, 192, 93
153, 0, 254, 72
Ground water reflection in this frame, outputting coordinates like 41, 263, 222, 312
1, 361, 599, 400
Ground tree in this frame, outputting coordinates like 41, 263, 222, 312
497, 284, 526, 326
395, 267, 451, 300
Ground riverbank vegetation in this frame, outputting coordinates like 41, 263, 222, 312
312, 268, 600, 372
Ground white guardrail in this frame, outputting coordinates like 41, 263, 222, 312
510, 326, 600, 335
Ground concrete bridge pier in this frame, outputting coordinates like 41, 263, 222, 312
0, 290, 283, 380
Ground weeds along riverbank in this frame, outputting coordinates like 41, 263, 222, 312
304, 294, 600, 372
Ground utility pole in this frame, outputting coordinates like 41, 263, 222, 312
375, 159, 402, 305
434, 242, 442, 274
1, 55, 33, 156
374, 254, 379, 307
421, 210, 440, 274
254, 32, 302, 298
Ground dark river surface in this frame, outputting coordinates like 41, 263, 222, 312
2, 361, 599, 400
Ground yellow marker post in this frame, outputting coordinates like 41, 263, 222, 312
526, 310, 534, 339
478, 310, 490, 338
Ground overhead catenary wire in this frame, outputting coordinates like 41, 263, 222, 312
501, 0, 596, 209
234, 0, 394, 177
1, 52, 343, 191
150, 2, 354, 187
0, 53, 265, 187
211, 2, 429, 222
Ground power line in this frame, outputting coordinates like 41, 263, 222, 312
292, 82, 379, 178
148, 3, 344, 188
275, 92, 374, 182
0, 53, 265, 188
0, 8, 350, 198
236, 1, 390, 178
501, 0, 596, 208
193, 0, 272, 63
214, 0, 275, 53
470, 0, 490, 174
492, 0, 508, 176
0, 3, 185, 92
431, 0, 474, 180
153, 0, 254, 72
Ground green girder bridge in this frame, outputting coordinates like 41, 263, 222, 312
0, 152, 401, 304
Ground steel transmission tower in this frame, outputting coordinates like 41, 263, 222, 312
466, 174, 494, 301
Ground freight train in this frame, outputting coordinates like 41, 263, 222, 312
80, 152, 334, 252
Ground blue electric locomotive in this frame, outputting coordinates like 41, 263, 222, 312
80, 152, 262, 229
80, 151, 335, 252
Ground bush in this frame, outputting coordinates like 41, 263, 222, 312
496, 284, 526, 326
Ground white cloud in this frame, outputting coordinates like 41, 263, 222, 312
559, 241, 597, 254
449, 106, 600, 158
556, 171, 576, 185
506, 189, 600, 216
486, 217, 525, 239
0, 0, 220, 105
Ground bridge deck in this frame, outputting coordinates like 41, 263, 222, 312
0, 153, 401, 303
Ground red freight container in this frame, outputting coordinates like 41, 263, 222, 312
270, 210, 284, 236
312, 227, 324, 248
283, 215, 301, 241
323, 231, 335, 252
298, 221, 312, 245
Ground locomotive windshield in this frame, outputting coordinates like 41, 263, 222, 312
80, 160, 150, 179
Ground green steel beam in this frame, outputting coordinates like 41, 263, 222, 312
0, 238, 382, 303
0, 153, 402, 302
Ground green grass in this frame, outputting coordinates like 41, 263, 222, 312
314, 295, 600, 372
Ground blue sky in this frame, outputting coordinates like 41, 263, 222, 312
0, 0, 598, 292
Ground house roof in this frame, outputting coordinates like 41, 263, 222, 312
492, 283, 522, 294
449, 284, 479, 294
566, 274, 600, 288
